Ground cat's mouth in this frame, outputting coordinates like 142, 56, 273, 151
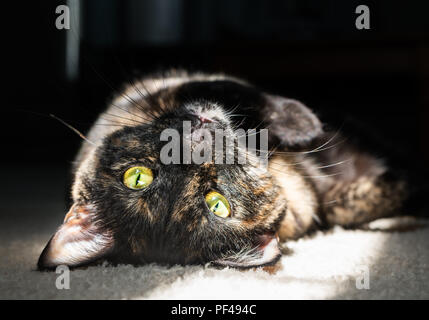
212, 233, 282, 269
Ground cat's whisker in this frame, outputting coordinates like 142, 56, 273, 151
82, 54, 155, 119
93, 123, 130, 127
312, 213, 322, 225
237, 150, 343, 177
246, 153, 336, 169
230, 149, 347, 179
77, 34, 172, 123
109, 53, 165, 121
233, 124, 266, 139
132, 79, 168, 119
247, 157, 346, 179
127, 81, 156, 112
228, 114, 248, 118
232, 118, 247, 130
149, 76, 176, 115
103, 112, 147, 125
225, 103, 241, 116
324, 199, 339, 205
245, 136, 348, 156
312, 124, 344, 152
299, 138, 348, 155
266, 166, 344, 179
237, 122, 346, 156
110, 101, 154, 122
99, 117, 137, 126
314, 158, 352, 170
235, 129, 264, 139
50, 114, 96, 146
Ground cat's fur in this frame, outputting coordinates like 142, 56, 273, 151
38, 70, 408, 270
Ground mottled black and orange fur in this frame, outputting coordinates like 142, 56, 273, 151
38, 70, 413, 270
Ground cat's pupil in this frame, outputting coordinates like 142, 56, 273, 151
213, 201, 220, 212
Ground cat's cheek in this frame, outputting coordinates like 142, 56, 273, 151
37, 204, 114, 270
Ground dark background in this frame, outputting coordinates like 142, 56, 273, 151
3, 0, 429, 171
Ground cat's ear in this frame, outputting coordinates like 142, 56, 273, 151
214, 234, 281, 268
263, 94, 323, 147
37, 204, 114, 270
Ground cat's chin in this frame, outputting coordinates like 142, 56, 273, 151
212, 233, 282, 269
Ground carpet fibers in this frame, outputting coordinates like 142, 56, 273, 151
1, 167, 428, 299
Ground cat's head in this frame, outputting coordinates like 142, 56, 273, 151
38, 101, 287, 270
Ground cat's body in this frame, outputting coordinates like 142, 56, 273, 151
38, 71, 408, 270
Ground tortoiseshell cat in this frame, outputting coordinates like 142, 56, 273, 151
38, 70, 410, 270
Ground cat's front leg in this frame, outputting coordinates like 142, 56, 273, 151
323, 172, 408, 227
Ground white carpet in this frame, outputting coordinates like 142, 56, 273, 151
1, 217, 428, 299
1, 167, 428, 299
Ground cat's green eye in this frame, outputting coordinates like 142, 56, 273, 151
123, 166, 153, 190
205, 191, 231, 218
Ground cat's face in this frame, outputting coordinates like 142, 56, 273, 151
38, 102, 286, 269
